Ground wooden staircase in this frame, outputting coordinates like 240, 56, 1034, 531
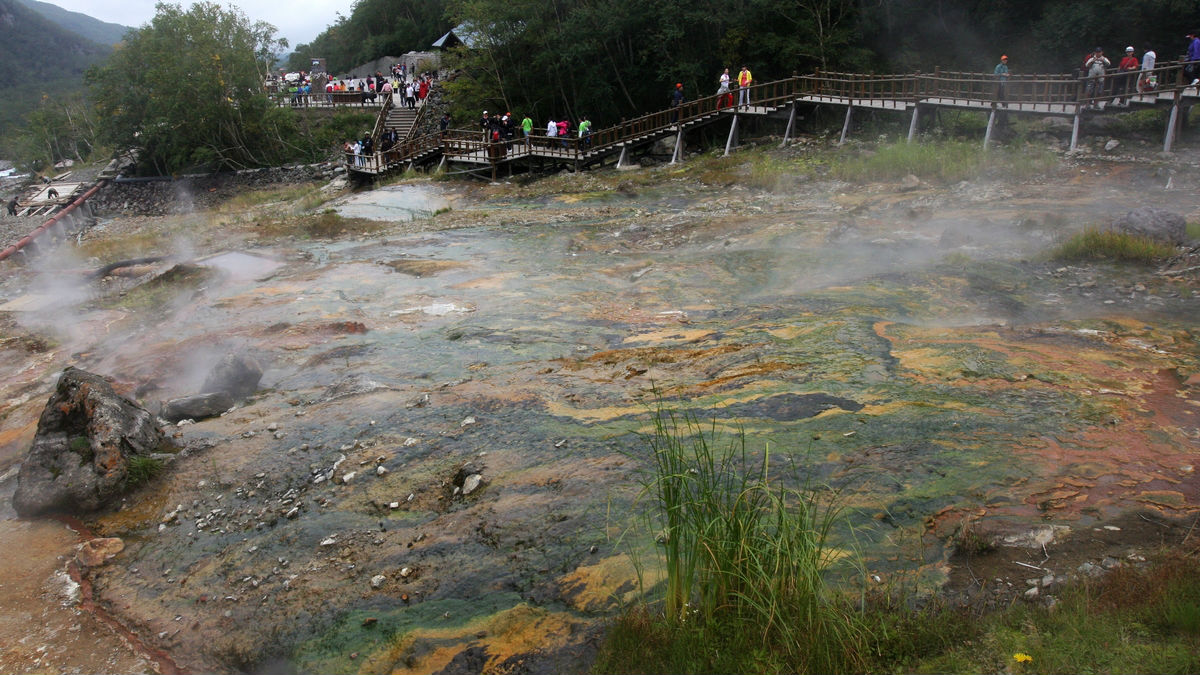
385, 104, 420, 140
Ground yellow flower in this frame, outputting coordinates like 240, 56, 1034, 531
1013, 652, 1033, 663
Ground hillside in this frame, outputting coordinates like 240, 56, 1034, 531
13, 0, 130, 46
0, 0, 110, 147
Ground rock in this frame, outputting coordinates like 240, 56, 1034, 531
370, 574, 386, 589
75, 537, 125, 567
462, 474, 484, 496
460, 416, 476, 427
13, 368, 170, 517
1023, 586, 1040, 598
399, 566, 412, 578
1111, 207, 1187, 245
202, 354, 263, 400
160, 392, 234, 423
376, 465, 388, 476
899, 174, 921, 191
320, 537, 337, 547
1104, 139, 1120, 151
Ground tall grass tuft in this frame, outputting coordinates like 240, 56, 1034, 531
631, 406, 869, 673
1053, 227, 1176, 263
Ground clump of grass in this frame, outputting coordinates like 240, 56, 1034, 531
125, 455, 164, 487
1053, 227, 1176, 263
601, 407, 869, 673
1187, 222, 1200, 241
833, 141, 985, 182
952, 517, 995, 555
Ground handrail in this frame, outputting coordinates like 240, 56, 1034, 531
345, 63, 1195, 173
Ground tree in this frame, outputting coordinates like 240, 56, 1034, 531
87, 2, 292, 174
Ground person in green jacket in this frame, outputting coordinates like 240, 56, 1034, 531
521, 114, 533, 141
578, 117, 592, 148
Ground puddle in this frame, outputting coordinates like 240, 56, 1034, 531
333, 184, 451, 221
196, 251, 283, 281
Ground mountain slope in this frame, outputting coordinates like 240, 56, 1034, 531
0, 0, 110, 143
13, 0, 130, 46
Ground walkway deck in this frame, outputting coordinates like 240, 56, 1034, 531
347, 64, 1199, 177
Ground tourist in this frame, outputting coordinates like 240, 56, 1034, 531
1084, 47, 1109, 107
717, 67, 731, 109
440, 112, 451, 139
1116, 47, 1138, 104
1138, 47, 1157, 93
993, 55, 1009, 106
7, 196, 18, 215
521, 114, 533, 141
481, 110, 491, 141
578, 116, 592, 148
671, 82, 684, 123
418, 77, 430, 103
557, 118, 569, 148
738, 65, 753, 107
546, 118, 557, 148
1187, 31, 1200, 86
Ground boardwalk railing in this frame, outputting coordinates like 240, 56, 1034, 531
346, 62, 1194, 173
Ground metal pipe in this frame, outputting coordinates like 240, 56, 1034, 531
0, 180, 107, 262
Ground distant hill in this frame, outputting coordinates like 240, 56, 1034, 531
0, 0, 111, 148
13, 0, 131, 46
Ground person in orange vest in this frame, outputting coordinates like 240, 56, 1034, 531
737, 65, 753, 108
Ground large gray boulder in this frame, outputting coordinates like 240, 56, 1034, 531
202, 354, 262, 400
1112, 208, 1187, 245
13, 368, 168, 517
160, 391, 234, 423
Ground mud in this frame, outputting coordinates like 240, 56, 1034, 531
0, 149, 1197, 673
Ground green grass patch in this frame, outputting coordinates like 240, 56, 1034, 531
1053, 227, 1176, 263
1187, 222, 1200, 241
124, 455, 164, 488
830, 141, 1056, 183
600, 407, 870, 673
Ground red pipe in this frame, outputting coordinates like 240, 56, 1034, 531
0, 179, 108, 262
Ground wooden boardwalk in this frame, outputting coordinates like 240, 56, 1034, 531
347, 64, 1199, 177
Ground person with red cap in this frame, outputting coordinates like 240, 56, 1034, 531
993, 55, 1009, 106
670, 82, 684, 123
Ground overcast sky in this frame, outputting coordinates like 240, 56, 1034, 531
42, 0, 342, 48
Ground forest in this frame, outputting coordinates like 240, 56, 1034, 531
286, 0, 1200, 125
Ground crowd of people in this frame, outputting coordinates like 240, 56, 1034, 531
270, 63, 437, 107
994, 31, 1200, 109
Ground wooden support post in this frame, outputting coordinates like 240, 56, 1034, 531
780, 103, 797, 148
907, 104, 920, 143
1164, 91, 1182, 153
616, 145, 628, 169
671, 129, 685, 164
983, 108, 996, 149
724, 115, 740, 156
1069, 110, 1082, 152
437, 155, 447, 172
838, 105, 853, 145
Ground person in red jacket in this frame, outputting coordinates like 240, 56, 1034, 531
1116, 46, 1139, 104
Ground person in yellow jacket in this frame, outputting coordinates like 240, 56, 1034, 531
737, 65, 753, 108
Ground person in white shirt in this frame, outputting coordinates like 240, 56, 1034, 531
1138, 48, 1157, 93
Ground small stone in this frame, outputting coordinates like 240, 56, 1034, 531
1101, 556, 1121, 569
362, 617, 377, 627
320, 537, 337, 547
407, 493, 415, 502
461, 416, 476, 427
75, 538, 125, 567
1024, 586, 1040, 598
342, 471, 356, 484
1041, 574, 1055, 587
389, 502, 400, 509
462, 474, 483, 496
403, 437, 419, 447
1104, 139, 1120, 152
376, 465, 389, 476
285, 507, 299, 519
400, 567, 412, 578
267, 423, 278, 432
370, 574, 386, 589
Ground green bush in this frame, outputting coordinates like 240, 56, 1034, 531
125, 455, 164, 488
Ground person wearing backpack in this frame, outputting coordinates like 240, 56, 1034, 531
737, 66, 753, 108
